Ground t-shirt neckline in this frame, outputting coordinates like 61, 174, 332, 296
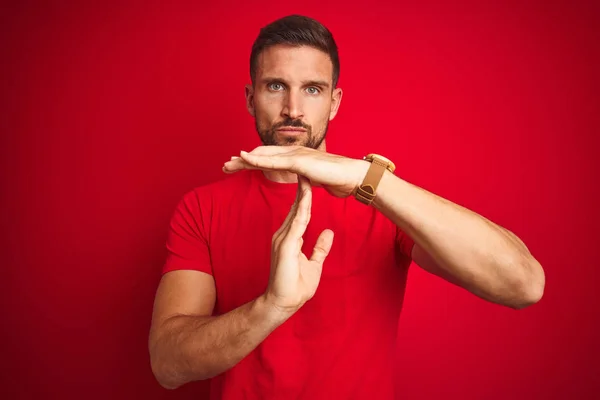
254, 170, 299, 192
253, 170, 327, 196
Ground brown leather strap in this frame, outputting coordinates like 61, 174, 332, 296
355, 158, 388, 205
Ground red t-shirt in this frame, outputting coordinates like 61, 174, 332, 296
163, 169, 415, 399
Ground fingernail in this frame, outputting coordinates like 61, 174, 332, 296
240, 150, 248, 156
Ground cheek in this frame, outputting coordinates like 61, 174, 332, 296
254, 96, 281, 120
308, 99, 332, 125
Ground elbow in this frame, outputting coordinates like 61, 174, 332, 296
149, 335, 179, 390
149, 338, 192, 390
155, 377, 180, 391
151, 355, 182, 390
150, 348, 213, 389
510, 257, 545, 310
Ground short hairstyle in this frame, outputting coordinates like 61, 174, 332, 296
249, 15, 340, 88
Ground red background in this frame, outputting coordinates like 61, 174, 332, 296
2, 1, 599, 399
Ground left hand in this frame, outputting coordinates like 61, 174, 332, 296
222, 146, 369, 198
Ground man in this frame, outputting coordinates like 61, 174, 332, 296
148, 14, 545, 399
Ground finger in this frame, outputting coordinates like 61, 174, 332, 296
309, 229, 334, 265
276, 175, 309, 243
248, 145, 300, 156
280, 176, 312, 252
240, 150, 296, 172
223, 158, 258, 173
299, 175, 312, 223
273, 175, 304, 243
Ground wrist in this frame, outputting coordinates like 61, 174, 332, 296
352, 159, 371, 195
370, 168, 395, 210
256, 293, 297, 325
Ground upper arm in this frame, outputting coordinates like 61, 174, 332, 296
395, 227, 454, 286
149, 270, 216, 343
411, 242, 464, 288
148, 270, 216, 374
150, 190, 215, 341
396, 226, 453, 283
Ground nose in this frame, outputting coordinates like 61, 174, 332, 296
282, 89, 304, 120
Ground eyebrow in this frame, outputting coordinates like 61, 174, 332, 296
261, 77, 331, 89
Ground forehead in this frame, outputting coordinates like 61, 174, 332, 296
255, 45, 333, 83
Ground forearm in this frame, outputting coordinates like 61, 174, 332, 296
372, 170, 544, 305
151, 294, 290, 389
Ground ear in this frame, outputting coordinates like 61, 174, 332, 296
329, 87, 343, 121
245, 84, 255, 117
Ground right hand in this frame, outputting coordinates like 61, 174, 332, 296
264, 174, 335, 314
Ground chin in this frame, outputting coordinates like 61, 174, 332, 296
258, 129, 319, 148
271, 136, 306, 146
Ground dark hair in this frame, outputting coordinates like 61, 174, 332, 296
250, 15, 340, 88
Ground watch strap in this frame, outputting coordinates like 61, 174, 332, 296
355, 157, 389, 206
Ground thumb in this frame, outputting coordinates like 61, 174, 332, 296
309, 229, 334, 265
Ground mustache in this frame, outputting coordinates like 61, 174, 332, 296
272, 118, 311, 130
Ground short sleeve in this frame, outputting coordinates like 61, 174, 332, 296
162, 190, 213, 276
395, 226, 415, 260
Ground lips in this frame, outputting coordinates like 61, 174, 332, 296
276, 127, 306, 132
276, 127, 306, 136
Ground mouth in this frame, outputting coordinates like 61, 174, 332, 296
277, 127, 306, 131
276, 127, 306, 134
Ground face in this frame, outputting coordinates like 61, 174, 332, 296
245, 45, 343, 149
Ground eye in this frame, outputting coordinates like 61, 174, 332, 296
306, 87, 320, 95
268, 82, 284, 91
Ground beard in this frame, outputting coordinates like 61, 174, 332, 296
255, 117, 328, 150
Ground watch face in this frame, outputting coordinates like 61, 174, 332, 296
365, 154, 395, 172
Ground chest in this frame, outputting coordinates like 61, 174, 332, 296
207, 191, 399, 314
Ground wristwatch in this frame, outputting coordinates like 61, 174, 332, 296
354, 154, 395, 206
